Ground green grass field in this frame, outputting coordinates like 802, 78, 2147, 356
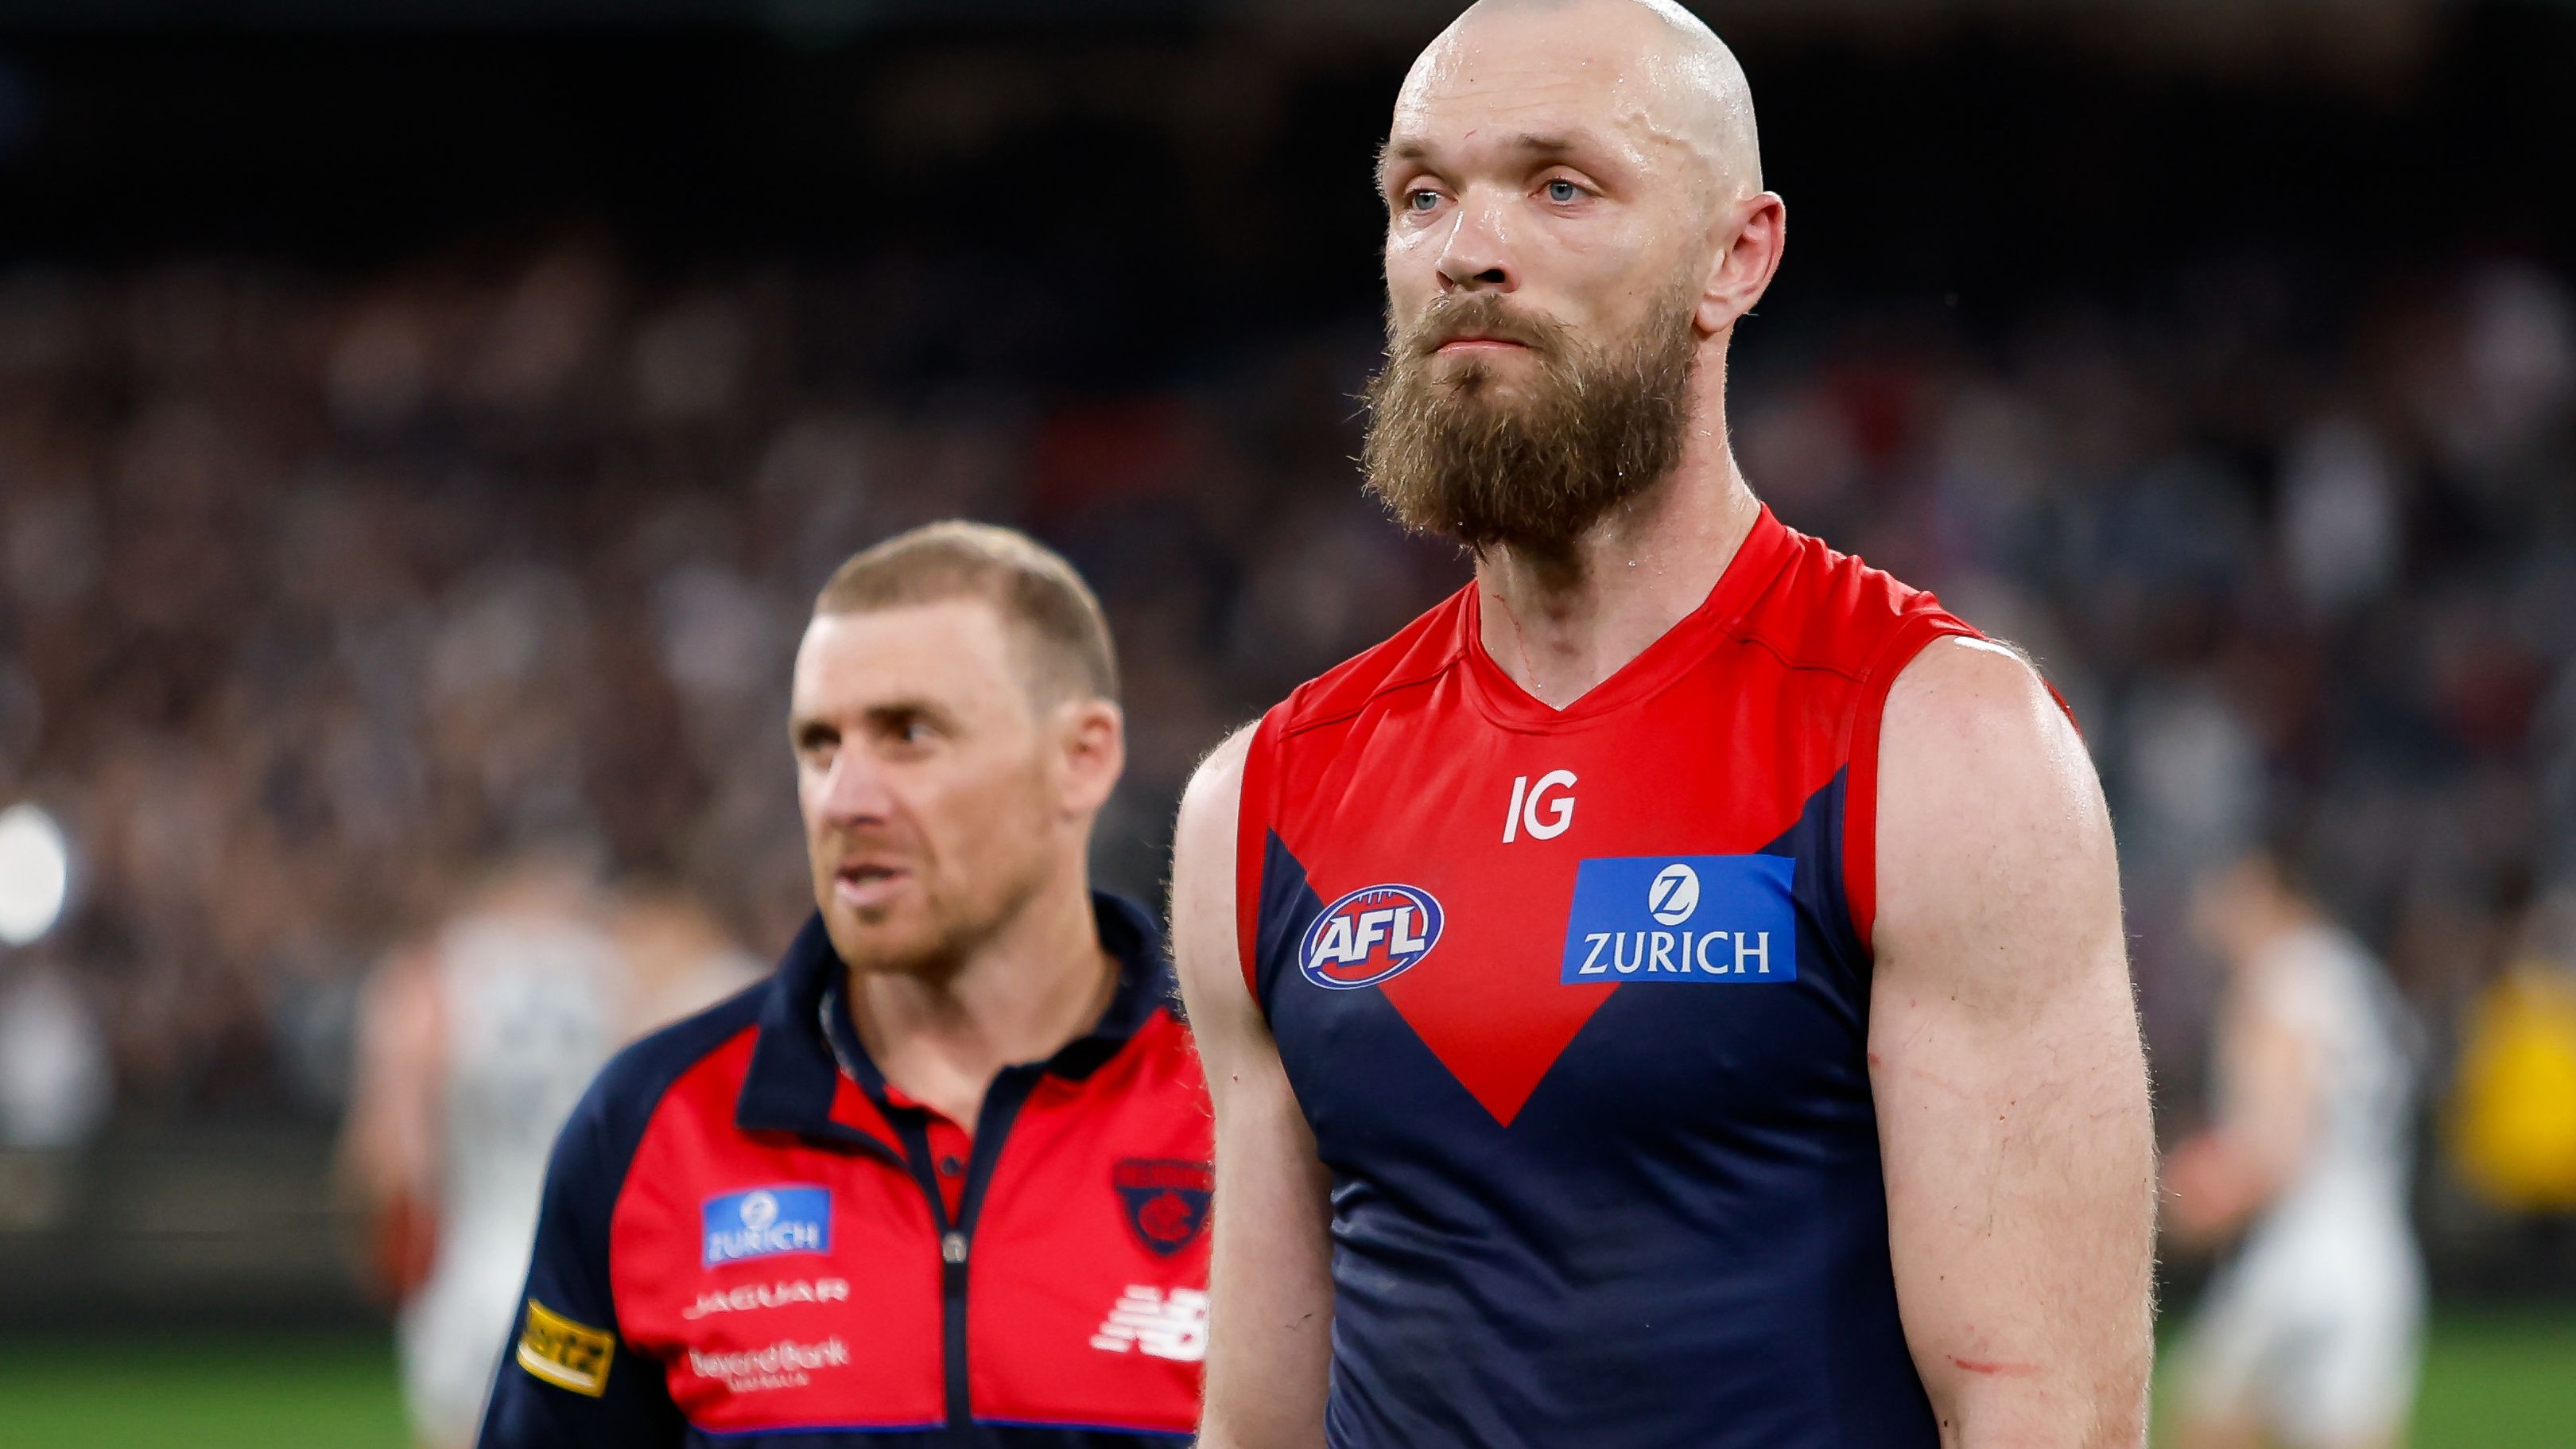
2147, 1311, 2576, 1447
0, 1315, 2570, 1447
2408, 1315, 2576, 1443
0, 1334, 410, 1449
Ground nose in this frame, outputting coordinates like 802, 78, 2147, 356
813, 747, 895, 828
1435, 192, 1517, 294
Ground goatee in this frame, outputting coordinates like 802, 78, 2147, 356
1360, 288, 1699, 552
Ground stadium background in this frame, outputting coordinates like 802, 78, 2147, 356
2, 0, 2574, 1442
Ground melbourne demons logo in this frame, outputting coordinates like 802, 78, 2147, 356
1112, 1159, 1214, 1256
1298, 883, 1444, 990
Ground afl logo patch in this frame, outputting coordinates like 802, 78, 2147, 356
1298, 883, 1444, 990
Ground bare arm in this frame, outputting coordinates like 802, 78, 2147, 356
2163, 979, 2318, 1249
1870, 639, 2156, 1448
1170, 724, 1335, 1449
336, 946, 445, 1299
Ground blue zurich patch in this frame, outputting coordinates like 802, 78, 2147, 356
1558, 856, 1798, 985
701, 1185, 832, 1267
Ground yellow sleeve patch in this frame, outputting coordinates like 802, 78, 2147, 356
516, 1298, 615, 1397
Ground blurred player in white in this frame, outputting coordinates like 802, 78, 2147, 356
2167, 850, 2427, 1449
339, 855, 760, 1449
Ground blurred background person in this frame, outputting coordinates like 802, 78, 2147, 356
337, 851, 756, 1449
607, 878, 772, 1035
0, 954, 110, 1161
0, 801, 105, 1187
2167, 849, 2427, 1449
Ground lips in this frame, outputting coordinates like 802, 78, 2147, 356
1411, 297, 1551, 358
833, 861, 910, 910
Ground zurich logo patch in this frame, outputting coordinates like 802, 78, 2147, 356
1558, 855, 1798, 984
703, 1186, 832, 1267
1298, 883, 1444, 990
1647, 863, 1700, 925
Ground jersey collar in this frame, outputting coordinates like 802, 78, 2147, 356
1458, 502, 1794, 732
734, 891, 1175, 1143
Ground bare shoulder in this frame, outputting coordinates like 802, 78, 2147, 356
1170, 722, 1263, 1026
1176, 721, 1259, 849
1874, 636, 2120, 1002
1173, 722, 1259, 907
1881, 635, 2078, 760
1881, 635, 2101, 838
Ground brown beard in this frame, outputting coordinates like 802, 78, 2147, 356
1360, 289, 1699, 552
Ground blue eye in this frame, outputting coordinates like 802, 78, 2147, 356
1546, 180, 1581, 204
1407, 189, 1441, 212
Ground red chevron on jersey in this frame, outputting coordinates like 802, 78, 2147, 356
1236, 506, 1977, 1126
1232, 505, 2013, 1447
1263, 712, 1821, 1125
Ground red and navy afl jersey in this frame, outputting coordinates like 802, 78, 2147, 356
479, 894, 1210, 1449
1235, 507, 1974, 1447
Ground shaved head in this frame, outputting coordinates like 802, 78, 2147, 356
1392, 0, 1763, 206
1362, 0, 1784, 553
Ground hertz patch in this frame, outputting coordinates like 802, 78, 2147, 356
517, 1299, 615, 1397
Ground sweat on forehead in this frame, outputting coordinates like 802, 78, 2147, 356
1390, 0, 1760, 194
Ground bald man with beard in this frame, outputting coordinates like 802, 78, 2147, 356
1168, 3, 2155, 1447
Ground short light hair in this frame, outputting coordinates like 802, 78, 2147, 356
813, 521, 1119, 704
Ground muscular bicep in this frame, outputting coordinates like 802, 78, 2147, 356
1868, 640, 2155, 1448
1170, 724, 1335, 1449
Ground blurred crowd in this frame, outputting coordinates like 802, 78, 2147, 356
0, 235, 2572, 1172
1736, 258, 2576, 1102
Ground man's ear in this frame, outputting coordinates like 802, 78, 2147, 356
1053, 697, 1126, 818
1697, 190, 1786, 336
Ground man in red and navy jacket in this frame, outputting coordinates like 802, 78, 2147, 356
480, 523, 1211, 1448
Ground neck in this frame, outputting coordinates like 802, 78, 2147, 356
1474, 393, 1762, 708
847, 860, 1115, 1128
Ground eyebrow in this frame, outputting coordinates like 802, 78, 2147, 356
789, 696, 955, 742
1374, 138, 1423, 185
1376, 131, 1606, 187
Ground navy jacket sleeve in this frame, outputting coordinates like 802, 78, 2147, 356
476, 1074, 685, 1448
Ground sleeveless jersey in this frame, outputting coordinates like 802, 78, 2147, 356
403, 908, 628, 1444
2229, 923, 2419, 1253
436, 909, 624, 1250
1235, 506, 1973, 1448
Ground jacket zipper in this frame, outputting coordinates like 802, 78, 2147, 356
939, 1225, 972, 1436
818, 995, 987, 1436
887, 1065, 1044, 1441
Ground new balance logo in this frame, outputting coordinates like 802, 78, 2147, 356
1088, 1285, 1209, 1362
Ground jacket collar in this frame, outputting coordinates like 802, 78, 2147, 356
735, 891, 1174, 1140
